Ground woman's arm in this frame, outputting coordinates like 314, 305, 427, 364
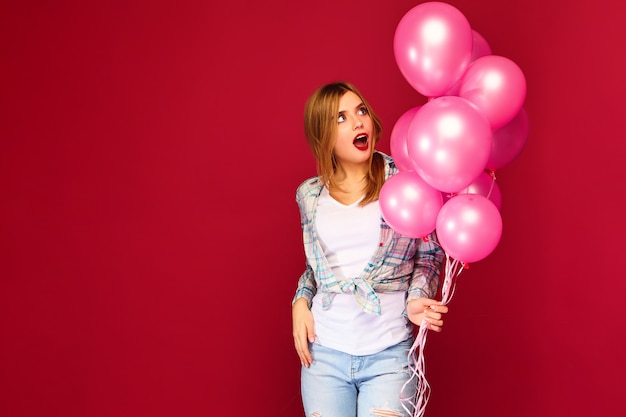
407, 232, 447, 330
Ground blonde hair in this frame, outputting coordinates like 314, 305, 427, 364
303, 81, 385, 206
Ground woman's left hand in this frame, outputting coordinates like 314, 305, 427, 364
406, 297, 449, 332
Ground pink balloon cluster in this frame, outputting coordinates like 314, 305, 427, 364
381, 1, 529, 263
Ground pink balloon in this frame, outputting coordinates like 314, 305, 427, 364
380, 171, 443, 238
394, 2, 473, 98
471, 30, 492, 61
436, 194, 502, 263
407, 96, 492, 193
445, 171, 502, 210
459, 55, 527, 129
445, 30, 492, 96
390, 106, 421, 172
487, 108, 529, 170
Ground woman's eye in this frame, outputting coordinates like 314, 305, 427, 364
338, 114, 346, 123
358, 106, 368, 115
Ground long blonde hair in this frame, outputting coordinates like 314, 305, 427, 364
303, 81, 385, 205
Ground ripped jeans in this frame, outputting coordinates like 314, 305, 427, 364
300, 337, 417, 417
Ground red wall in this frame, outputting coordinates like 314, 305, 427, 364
2, 1, 625, 416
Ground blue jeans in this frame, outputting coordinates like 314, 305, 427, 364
301, 337, 417, 417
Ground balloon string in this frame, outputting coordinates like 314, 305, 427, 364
401, 252, 465, 417
486, 170, 496, 200
401, 322, 430, 417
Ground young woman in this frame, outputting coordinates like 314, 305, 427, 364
292, 81, 448, 417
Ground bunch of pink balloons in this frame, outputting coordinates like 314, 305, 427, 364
381, 1, 529, 263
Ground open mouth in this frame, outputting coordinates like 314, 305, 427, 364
353, 134, 369, 150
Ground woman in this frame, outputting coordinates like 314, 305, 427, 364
292, 81, 447, 417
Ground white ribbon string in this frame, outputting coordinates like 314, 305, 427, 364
401, 253, 465, 417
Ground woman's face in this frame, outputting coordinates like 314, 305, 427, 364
332, 91, 373, 167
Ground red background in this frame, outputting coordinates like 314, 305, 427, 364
2, 1, 625, 416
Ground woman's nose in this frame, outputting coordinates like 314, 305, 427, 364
353, 119, 363, 130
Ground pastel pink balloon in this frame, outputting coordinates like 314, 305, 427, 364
407, 96, 492, 193
380, 171, 443, 238
471, 30, 492, 61
459, 55, 527, 129
390, 106, 421, 172
445, 30, 492, 96
487, 108, 529, 170
436, 194, 502, 263
446, 171, 502, 210
394, 2, 472, 98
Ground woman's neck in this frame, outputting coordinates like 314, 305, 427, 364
334, 160, 369, 182
329, 162, 369, 205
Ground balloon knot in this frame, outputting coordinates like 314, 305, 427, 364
422, 236, 429, 242
463, 263, 470, 270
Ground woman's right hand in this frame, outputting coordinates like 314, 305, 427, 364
292, 298, 315, 367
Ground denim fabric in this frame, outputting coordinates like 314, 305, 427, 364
301, 337, 417, 417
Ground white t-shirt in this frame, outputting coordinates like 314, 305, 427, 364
312, 187, 411, 355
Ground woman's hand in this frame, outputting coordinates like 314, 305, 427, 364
406, 297, 449, 332
292, 298, 315, 367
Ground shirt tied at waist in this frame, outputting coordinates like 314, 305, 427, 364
321, 277, 382, 315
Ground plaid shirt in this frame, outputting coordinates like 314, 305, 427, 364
293, 152, 444, 315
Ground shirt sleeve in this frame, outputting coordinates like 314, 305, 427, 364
407, 231, 445, 301
292, 180, 319, 308
292, 263, 317, 308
